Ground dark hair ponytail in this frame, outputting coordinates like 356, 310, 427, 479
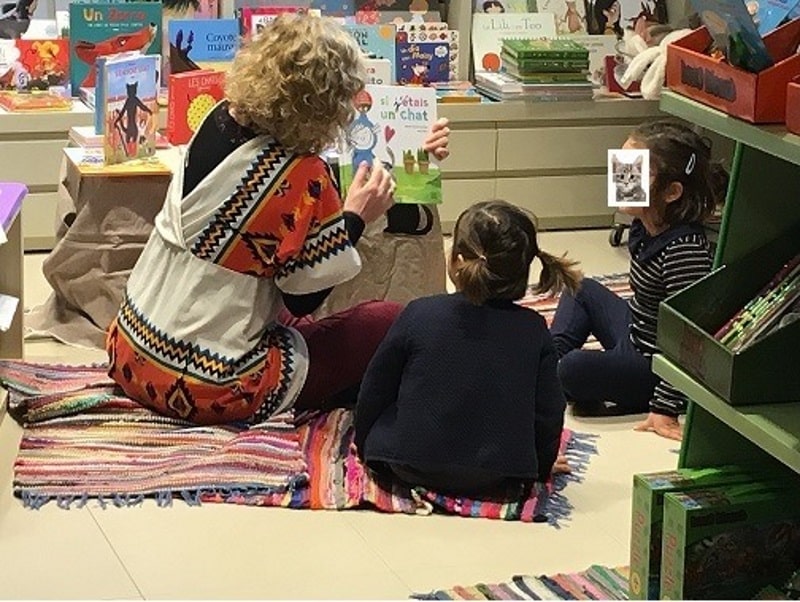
708, 160, 730, 208
450, 200, 582, 305
536, 250, 582, 297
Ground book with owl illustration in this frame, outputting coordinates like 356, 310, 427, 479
339, 84, 440, 205
167, 68, 224, 144
69, 2, 162, 93
0, 38, 69, 91
471, 13, 557, 72
168, 18, 239, 75
101, 52, 159, 165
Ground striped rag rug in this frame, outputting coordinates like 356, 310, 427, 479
1, 362, 597, 524
412, 565, 631, 600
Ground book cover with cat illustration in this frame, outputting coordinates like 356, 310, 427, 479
339, 84, 440, 205
168, 18, 239, 75
102, 53, 159, 165
0, 38, 69, 91
608, 148, 649, 207
395, 30, 450, 85
69, 2, 162, 93
95, 50, 143, 134
471, 13, 557, 72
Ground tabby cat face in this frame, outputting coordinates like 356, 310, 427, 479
612, 155, 643, 194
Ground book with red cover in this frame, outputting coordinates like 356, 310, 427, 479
0, 39, 69, 91
238, 5, 302, 37
167, 69, 225, 145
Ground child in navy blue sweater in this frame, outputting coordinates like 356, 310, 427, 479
354, 201, 581, 497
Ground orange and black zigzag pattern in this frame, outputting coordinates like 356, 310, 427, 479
277, 216, 352, 278
191, 141, 292, 263
117, 294, 257, 384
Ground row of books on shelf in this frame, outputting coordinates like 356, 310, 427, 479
630, 466, 800, 601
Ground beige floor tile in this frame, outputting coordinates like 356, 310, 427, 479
22, 252, 52, 311
87, 504, 399, 599
0, 419, 142, 600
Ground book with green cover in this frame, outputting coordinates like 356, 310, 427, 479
629, 466, 763, 600
661, 482, 800, 600
500, 52, 589, 72
502, 37, 589, 60
502, 64, 589, 83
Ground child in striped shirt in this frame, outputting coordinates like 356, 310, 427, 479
550, 120, 729, 441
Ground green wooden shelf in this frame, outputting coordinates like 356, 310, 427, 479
653, 354, 800, 473
660, 91, 800, 168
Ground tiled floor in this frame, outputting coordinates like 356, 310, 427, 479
0, 229, 679, 599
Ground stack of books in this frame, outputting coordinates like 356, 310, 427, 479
476, 38, 593, 102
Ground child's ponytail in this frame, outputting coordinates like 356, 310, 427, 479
456, 256, 493, 305
535, 250, 582, 297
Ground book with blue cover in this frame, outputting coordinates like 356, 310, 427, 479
94, 50, 142, 134
69, 1, 162, 92
395, 33, 450, 85
102, 53, 159, 165
311, 0, 355, 16
168, 18, 239, 74
344, 23, 396, 80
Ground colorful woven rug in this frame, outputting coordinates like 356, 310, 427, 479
1, 362, 597, 524
412, 565, 631, 600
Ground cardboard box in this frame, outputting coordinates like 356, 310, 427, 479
787, 78, 800, 136
629, 466, 763, 600
657, 224, 800, 405
660, 483, 800, 599
666, 20, 800, 123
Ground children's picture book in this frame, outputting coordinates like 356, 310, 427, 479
474, 0, 538, 11
402, 26, 459, 80
344, 23, 396, 61
395, 30, 450, 85
64, 146, 171, 177
340, 84, 440, 205
562, 34, 617, 85
537, 0, 588, 33
168, 18, 239, 75
0, 38, 68, 91
69, 2, 162, 92
167, 68, 224, 144
689, 0, 774, 72
95, 50, 142, 134
310, 0, 355, 16
364, 57, 393, 84
354, 0, 443, 24
102, 53, 159, 165
752, 0, 800, 33
0, 89, 72, 112
471, 13, 557, 72
160, 0, 219, 83
238, 5, 302, 37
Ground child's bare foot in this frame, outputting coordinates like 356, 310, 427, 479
552, 454, 572, 474
634, 412, 682, 441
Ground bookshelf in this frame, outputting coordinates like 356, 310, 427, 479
655, 91, 800, 473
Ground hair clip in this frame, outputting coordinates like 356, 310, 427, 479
685, 152, 696, 175
478, 255, 488, 263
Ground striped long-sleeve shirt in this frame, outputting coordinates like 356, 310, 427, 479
628, 219, 713, 416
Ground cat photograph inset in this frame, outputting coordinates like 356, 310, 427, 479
608, 149, 649, 207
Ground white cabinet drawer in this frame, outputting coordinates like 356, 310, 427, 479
0, 140, 66, 188
497, 125, 633, 172
441, 129, 496, 175
439, 178, 496, 230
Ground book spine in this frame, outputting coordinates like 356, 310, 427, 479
629, 481, 650, 600
659, 498, 686, 601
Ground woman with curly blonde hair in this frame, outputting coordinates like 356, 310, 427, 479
106, 14, 450, 425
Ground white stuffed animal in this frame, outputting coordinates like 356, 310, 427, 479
619, 28, 691, 99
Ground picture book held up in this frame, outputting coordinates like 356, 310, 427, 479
340, 84, 441, 205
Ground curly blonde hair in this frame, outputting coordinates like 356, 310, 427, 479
225, 14, 366, 155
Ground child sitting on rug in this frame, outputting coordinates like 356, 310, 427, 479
354, 200, 579, 498
551, 120, 729, 441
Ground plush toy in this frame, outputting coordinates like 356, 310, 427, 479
619, 27, 691, 99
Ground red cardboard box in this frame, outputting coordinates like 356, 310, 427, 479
666, 19, 800, 123
787, 78, 800, 135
